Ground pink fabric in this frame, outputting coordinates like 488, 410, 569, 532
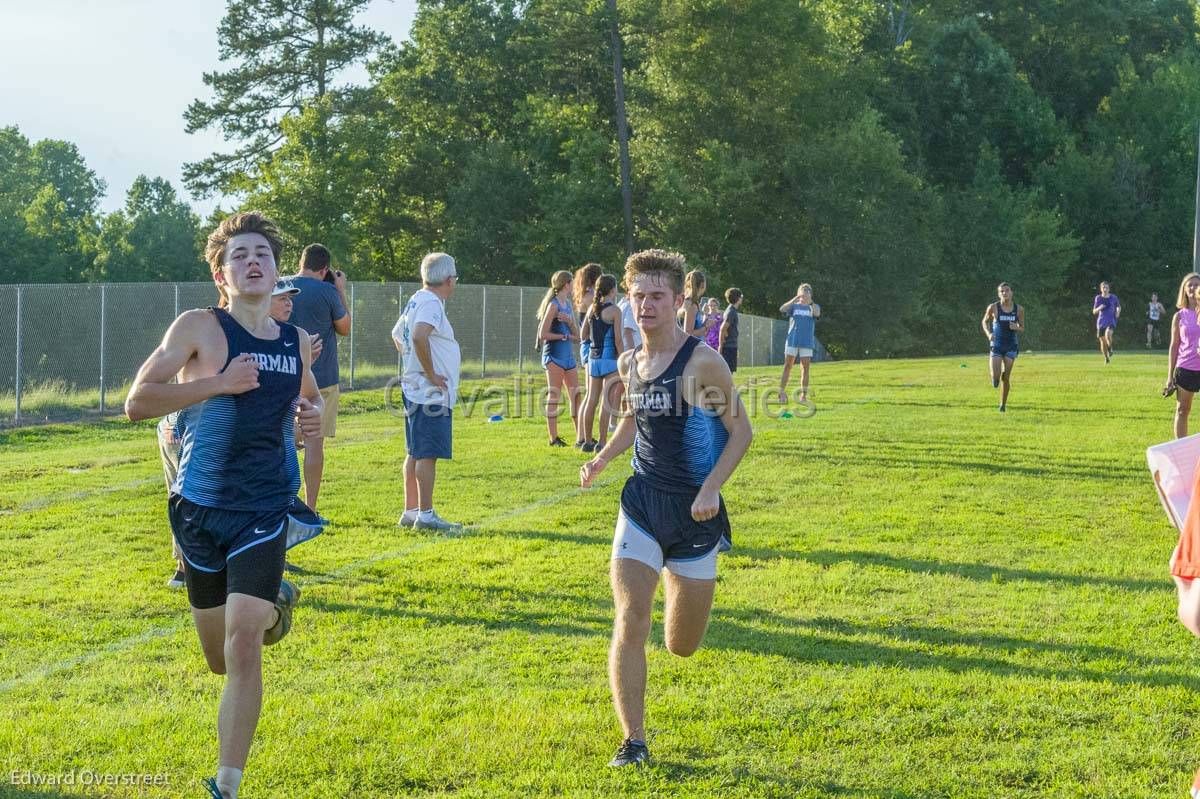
1179, 309, 1200, 371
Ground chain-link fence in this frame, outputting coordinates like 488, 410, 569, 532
0, 281, 790, 424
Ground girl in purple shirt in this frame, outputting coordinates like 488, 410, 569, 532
1093, 281, 1120, 363
1167, 272, 1200, 437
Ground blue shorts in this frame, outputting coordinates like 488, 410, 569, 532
989, 347, 1018, 360
168, 494, 289, 577
589, 357, 618, 378
542, 354, 576, 371
403, 394, 453, 460
616, 474, 731, 564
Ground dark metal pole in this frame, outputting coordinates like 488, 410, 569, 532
1194, 123, 1200, 272
608, 0, 634, 256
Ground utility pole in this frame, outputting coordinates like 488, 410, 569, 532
608, 0, 634, 256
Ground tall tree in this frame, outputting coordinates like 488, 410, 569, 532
183, 0, 387, 198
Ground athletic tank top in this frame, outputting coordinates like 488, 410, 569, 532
590, 302, 617, 360
1150, 302, 1162, 322
992, 302, 1019, 349
786, 304, 816, 348
541, 297, 574, 363
678, 301, 705, 333
173, 308, 302, 511
628, 336, 729, 492
1178, 309, 1200, 371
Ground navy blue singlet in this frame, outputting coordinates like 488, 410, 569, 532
173, 308, 302, 511
992, 302, 1019, 352
627, 336, 729, 492
590, 302, 618, 360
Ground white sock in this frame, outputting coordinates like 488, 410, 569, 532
216, 766, 242, 798
402, 507, 418, 518
419, 509, 436, 522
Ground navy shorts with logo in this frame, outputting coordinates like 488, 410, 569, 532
403, 394, 453, 460
168, 494, 289, 608
618, 473, 731, 561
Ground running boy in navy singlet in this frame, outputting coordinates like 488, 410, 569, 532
581, 249, 753, 768
126, 213, 323, 799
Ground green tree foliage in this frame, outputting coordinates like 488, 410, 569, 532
8, 1, 1200, 356
183, 0, 387, 199
93, 177, 207, 282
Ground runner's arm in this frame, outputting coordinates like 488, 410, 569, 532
581, 351, 637, 487
126, 310, 241, 421
296, 330, 325, 440
1013, 305, 1024, 333
981, 304, 995, 339
605, 305, 625, 354
1168, 311, 1182, 385
692, 347, 752, 499
536, 310, 556, 343
682, 302, 703, 338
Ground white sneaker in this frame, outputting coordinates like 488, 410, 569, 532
414, 511, 463, 533
397, 510, 419, 528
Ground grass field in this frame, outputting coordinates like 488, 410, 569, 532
0, 352, 1196, 798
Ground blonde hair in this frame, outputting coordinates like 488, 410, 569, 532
798, 283, 813, 297
537, 270, 573, 320
1176, 272, 1200, 310
624, 249, 686, 295
683, 270, 706, 305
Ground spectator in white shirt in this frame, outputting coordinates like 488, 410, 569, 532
391, 253, 463, 532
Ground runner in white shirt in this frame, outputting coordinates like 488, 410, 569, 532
1149, 292, 1166, 349
392, 253, 463, 532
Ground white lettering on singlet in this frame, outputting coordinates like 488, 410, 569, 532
241, 352, 299, 375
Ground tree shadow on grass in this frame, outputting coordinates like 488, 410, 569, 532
706, 606, 1200, 693
755, 440, 1145, 481
733, 547, 1164, 594
309, 598, 610, 640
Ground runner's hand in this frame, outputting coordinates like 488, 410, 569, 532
691, 486, 720, 522
220, 354, 260, 394
297, 396, 323, 439
580, 456, 607, 488
429, 373, 449, 392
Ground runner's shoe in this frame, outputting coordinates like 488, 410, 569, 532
263, 579, 300, 646
608, 738, 650, 768
415, 511, 463, 533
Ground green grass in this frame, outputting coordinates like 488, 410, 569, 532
0, 352, 1194, 798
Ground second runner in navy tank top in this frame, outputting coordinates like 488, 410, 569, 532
627, 336, 729, 492
173, 307, 302, 511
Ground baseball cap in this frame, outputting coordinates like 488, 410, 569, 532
272, 279, 301, 296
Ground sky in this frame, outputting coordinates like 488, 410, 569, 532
0, 0, 418, 216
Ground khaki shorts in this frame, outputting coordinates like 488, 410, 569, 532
317, 384, 339, 438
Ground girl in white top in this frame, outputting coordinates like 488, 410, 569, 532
1148, 292, 1166, 349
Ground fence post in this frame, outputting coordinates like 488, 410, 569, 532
397, 283, 404, 376
751, 316, 757, 366
481, 285, 488, 377
348, 283, 356, 390
99, 284, 107, 414
174, 283, 180, 318
517, 288, 524, 374
14, 286, 22, 422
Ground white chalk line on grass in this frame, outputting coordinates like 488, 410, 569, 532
0, 475, 621, 695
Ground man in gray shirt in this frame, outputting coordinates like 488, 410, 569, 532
288, 243, 351, 511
